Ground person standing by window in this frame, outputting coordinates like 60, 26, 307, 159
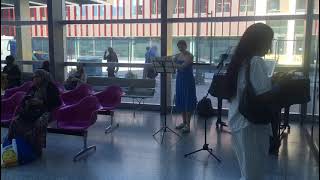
143, 47, 151, 78
104, 47, 119, 77
226, 23, 274, 180
174, 40, 197, 133
2, 55, 21, 89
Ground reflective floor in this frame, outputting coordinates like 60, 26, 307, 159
1, 110, 319, 180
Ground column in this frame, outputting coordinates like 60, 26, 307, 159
301, 0, 314, 122
14, 0, 32, 72
47, 0, 66, 82
160, 0, 175, 113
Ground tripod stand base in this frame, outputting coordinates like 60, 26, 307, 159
184, 144, 221, 163
153, 126, 181, 144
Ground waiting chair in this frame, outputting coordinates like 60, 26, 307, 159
54, 95, 101, 161
1, 92, 26, 126
3, 81, 33, 99
94, 85, 122, 133
60, 83, 93, 105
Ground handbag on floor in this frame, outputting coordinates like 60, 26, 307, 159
1, 138, 19, 168
1, 135, 37, 168
197, 94, 215, 118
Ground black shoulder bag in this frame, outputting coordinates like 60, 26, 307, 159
238, 62, 272, 124
208, 50, 234, 99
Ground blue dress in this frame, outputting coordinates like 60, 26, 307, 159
175, 58, 197, 112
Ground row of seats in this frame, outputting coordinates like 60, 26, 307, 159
1, 82, 123, 161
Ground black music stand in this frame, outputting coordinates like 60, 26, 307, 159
152, 57, 181, 144
184, 115, 221, 163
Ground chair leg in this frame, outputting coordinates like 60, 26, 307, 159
73, 133, 96, 161
105, 111, 119, 134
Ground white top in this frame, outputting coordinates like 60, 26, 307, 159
228, 56, 272, 132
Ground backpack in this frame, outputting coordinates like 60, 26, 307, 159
196, 94, 215, 117
238, 62, 273, 124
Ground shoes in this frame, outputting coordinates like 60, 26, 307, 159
176, 123, 186, 130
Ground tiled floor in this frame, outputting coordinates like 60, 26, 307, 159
1, 110, 319, 180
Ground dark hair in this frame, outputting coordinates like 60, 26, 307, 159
41, 60, 50, 72
5, 55, 15, 63
226, 23, 274, 97
42, 60, 49, 67
177, 40, 187, 47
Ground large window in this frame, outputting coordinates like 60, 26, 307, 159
267, 0, 280, 13
240, 0, 255, 12
2, 0, 315, 108
296, 0, 306, 12
173, 0, 185, 14
215, 0, 231, 13
152, 0, 161, 14
194, 0, 208, 13
137, 0, 143, 15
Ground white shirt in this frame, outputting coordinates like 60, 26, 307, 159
228, 56, 272, 132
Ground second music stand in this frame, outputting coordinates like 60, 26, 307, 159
152, 57, 181, 144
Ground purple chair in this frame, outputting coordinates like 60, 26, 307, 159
54, 95, 101, 161
3, 81, 33, 99
60, 83, 93, 106
94, 86, 122, 133
1, 92, 26, 126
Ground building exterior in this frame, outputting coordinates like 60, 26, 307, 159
1, 0, 319, 65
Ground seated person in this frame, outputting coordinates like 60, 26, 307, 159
64, 64, 87, 90
2, 55, 21, 89
6, 69, 62, 157
40, 61, 50, 72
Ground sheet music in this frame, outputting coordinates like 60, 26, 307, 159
151, 56, 175, 73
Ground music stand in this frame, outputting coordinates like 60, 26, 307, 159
184, 114, 221, 163
152, 57, 181, 144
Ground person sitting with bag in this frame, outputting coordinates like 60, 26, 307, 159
225, 23, 279, 180
5, 69, 62, 161
64, 64, 87, 90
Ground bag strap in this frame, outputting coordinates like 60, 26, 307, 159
245, 60, 254, 91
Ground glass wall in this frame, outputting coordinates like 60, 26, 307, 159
1, 0, 316, 110
1, 0, 48, 73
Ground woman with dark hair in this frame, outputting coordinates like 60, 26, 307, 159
174, 40, 197, 133
226, 23, 274, 180
6, 69, 62, 157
